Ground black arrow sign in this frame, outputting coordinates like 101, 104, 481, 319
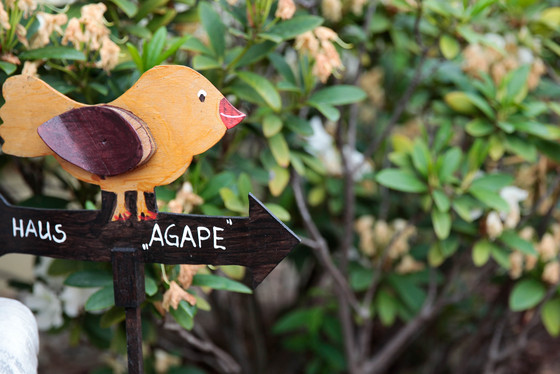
0, 192, 299, 288
0, 191, 300, 373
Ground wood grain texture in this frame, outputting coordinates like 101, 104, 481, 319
38, 106, 154, 177
0, 192, 299, 288
0, 74, 84, 157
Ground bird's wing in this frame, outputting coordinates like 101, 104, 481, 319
0, 74, 84, 157
37, 106, 156, 177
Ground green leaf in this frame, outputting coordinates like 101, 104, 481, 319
437, 147, 462, 183
147, 9, 176, 32
509, 279, 546, 312
541, 298, 560, 337
469, 186, 510, 212
155, 35, 190, 65
504, 64, 530, 104
85, 286, 115, 311
126, 43, 143, 71
144, 27, 167, 69
192, 274, 252, 294
535, 139, 560, 163
100, 307, 126, 328
232, 41, 276, 68
268, 133, 290, 167
452, 195, 478, 222
490, 244, 510, 269
135, 0, 168, 20
464, 92, 495, 119
237, 71, 282, 111
510, 120, 555, 140
504, 135, 537, 162
428, 243, 444, 267
237, 173, 252, 203
467, 138, 489, 171
309, 102, 340, 121
499, 230, 537, 255
273, 307, 323, 334
145, 276, 158, 296
219, 187, 246, 214
266, 15, 324, 40
90, 82, 108, 96
265, 203, 291, 221
470, 173, 513, 192
308, 85, 367, 106
376, 289, 398, 326
200, 171, 236, 200
199, 2, 226, 58
432, 209, 451, 239
485, 135, 501, 156
376, 169, 428, 193
263, 114, 283, 137
466, 118, 494, 137
444, 91, 477, 114
469, 0, 498, 17
269, 52, 296, 84
411, 139, 431, 177
65, 270, 113, 288
192, 54, 222, 70
110, 0, 138, 17
183, 37, 214, 55
432, 189, 450, 212
439, 34, 460, 59
169, 300, 195, 330
19, 46, 86, 61
268, 165, 290, 196
0, 61, 16, 75
472, 239, 492, 266
387, 274, 426, 312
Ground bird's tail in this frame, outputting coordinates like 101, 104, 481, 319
0, 75, 83, 157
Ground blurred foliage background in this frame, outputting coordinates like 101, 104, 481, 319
1, 0, 560, 373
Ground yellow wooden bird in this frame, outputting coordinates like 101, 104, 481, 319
0, 65, 245, 220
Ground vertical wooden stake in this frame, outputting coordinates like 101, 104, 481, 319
111, 248, 145, 374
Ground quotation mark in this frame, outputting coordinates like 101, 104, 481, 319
142, 243, 149, 250
226, 219, 233, 225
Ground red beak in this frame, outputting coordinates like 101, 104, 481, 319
219, 98, 245, 129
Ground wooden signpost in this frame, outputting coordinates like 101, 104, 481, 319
0, 66, 300, 373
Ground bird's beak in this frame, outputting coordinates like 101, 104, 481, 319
219, 98, 246, 129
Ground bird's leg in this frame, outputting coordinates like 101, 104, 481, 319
137, 192, 157, 221
112, 192, 132, 221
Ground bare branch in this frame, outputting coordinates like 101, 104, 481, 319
164, 319, 241, 373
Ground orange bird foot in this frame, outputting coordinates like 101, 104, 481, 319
113, 210, 132, 221
140, 211, 158, 221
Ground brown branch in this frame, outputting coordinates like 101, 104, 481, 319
164, 319, 241, 373
291, 172, 367, 373
483, 279, 560, 373
291, 172, 366, 316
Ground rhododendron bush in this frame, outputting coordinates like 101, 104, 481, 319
1, 0, 560, 373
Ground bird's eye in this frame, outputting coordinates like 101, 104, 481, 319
197, 89, 207, 103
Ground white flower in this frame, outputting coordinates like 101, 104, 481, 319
24, 282, 63, 330
33, 257, 65, 290
486, 211, 503, 240
306, 117, 371, 180
343, 145, 372, 180
499, 186, 528, 229
59, 286, 98, 317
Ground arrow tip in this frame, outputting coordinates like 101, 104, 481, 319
247, 194, 300, 289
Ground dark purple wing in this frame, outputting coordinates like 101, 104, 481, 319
37, 106, 143, 177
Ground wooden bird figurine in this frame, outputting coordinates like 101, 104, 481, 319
0, 65, 245, 221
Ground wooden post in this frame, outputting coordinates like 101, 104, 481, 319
111, 248, 145, 374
